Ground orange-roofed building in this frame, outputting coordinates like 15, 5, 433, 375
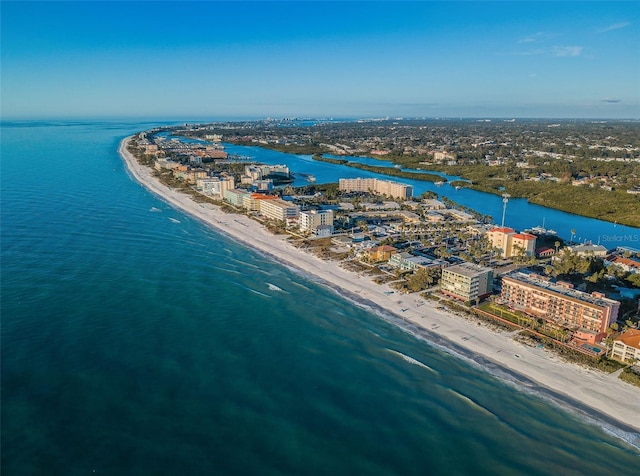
610, 329, 640, 363
487, 227, 515, 258
486, 227, 536, 258
243, 193, 278, 212
510, 233, 537, 257
366, 245, 398, 263
608, 256, 640, 274
489, 227, 515, 234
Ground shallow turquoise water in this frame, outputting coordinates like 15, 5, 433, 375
2, 121, 638, 475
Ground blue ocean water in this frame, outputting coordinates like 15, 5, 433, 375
1, 121, 639, 475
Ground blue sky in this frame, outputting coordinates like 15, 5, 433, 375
2, 1, 639, 119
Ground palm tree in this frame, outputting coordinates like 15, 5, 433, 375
554, 241, 561, 254
570, 229, 576, 244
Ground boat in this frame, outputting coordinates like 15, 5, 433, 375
525, 218, 558, 236
297, 173, 316, 182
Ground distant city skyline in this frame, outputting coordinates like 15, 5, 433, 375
2, 1, 639, 120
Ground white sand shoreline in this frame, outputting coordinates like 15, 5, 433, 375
119, 136, 640, 441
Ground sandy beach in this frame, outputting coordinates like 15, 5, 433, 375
119, 136, 640, 441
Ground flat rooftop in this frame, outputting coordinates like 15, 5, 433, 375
503, 271, 618, 308
445, 262, 493, 277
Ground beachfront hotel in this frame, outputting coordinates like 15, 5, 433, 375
440, 263, 494, 302
500, 271, 620, 342
259, 198, 300, 225
338, 178, 413, 199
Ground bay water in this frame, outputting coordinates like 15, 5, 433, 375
221, 143, 640, 245
2, 121, 638, 475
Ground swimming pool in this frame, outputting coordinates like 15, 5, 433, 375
580, 343, 604, 354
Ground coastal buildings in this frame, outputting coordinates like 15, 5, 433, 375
128, 129, 637, 382
143, 143, 158, 155
365, 245, 397, 263
610, 329, 640, 364
500, 271, 620, 342
339, 178, 413, 199
605, 254, 640, 274
196, 175, 235, 197
244, 193, 278, 212
242, 164, 290, 183
259, 198, 300, 225
440, 263, 494, 302
389, 252, 448, 272
223, 189, 251, 207
486, 227, 536, 258
565, 244, 608, 257
299, 209, 334, 236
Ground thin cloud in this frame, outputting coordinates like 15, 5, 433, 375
518, 35, 540, 44
602, 98, 621, 103
598, 22, 631, 33
552, 46, 583, 57
508, 49, 546, 56
517, 31, 555, 43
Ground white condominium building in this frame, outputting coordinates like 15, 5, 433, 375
196, 175, 235, 197
259, 198, 300, 223
299, 209, 334, 234
440, 263, 494, 302
339, 178, 413, 199
610, 329, 640, 363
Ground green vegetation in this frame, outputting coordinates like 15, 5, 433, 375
517, 331, 625, 372
314, 154, 639, 226
483, 181, 638, 227
398, 267, 442, 293
182, 118, 640, 226
477, 302, 528, 326
471, 308, 520, 331
290, 182, 340, 200
243, 142, 329, 155
312, 154, 348, 165
619, 367, 640, 388
345, 162, 446, 183
311, 154, 444, 182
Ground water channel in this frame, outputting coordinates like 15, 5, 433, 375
221, 144, 639, 247
160, 131, 639, 248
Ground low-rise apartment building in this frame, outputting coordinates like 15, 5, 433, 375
389, 252, 448, 271
610, 329, 640, 364
500, 271, 620, 342
366, 245, 398, 263
486, 227, 536, 258
440, 263, 493, 302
